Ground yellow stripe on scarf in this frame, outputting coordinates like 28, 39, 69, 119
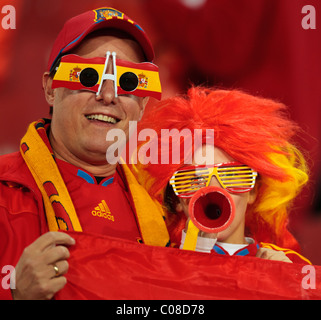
182, 220, 199, 251
20, 121, 170, 246
121, 160, 170, 247
20, 121, 82, 232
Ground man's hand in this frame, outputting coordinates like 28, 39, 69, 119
256, 247, 292, 263
11, 231, 75, 300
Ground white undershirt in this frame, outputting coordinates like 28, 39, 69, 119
216, 237, 254, 255
180, 230, 254, 254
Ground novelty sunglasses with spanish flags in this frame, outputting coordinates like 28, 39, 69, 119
52, 51, 161, 100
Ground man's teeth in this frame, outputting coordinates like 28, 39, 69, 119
86, 114, 117, 124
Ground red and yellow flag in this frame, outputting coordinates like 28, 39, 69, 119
52, 54, 161, 100
56, 231, 321, 300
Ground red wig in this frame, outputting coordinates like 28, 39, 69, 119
131, 87, 309, 250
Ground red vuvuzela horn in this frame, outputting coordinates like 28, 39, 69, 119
188, 186, 235, 233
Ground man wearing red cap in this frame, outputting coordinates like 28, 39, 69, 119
0, 7, 169, 299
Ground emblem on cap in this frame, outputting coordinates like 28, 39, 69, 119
93, 8, 124, 23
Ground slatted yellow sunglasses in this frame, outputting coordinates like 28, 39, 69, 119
169, 162, 258, 198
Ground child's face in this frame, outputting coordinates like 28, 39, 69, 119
176, 145, 257, 244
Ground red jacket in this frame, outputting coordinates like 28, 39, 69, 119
0, 150, 171, 299
0, 152, 50, 299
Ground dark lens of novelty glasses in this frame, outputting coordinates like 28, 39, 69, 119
79, 68, 99, 87
119, 72, 139, 92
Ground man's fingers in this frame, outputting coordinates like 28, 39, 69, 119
44, 245, 70, 265
12, 232, 74, 300
37, 276, 68, 300
30, 232, 75, 252
49, 276, 67, 299
48, 260, 69, 279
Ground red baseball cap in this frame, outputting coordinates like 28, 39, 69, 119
47, 7, 154, 71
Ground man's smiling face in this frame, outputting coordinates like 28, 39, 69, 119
45, 30, 148, 166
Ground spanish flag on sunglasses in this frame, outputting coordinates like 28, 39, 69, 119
52, 54, 162, 100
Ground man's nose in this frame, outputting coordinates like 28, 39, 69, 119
95, 79, 117, 105
95, 51, 118, 105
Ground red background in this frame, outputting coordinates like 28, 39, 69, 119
1, 0, 321, 264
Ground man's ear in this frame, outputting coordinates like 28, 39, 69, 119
42, 72, 55, 106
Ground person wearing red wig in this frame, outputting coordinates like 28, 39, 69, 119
132, 86, 311, 264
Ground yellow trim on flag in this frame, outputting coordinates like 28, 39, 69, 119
260, 242, 312, 264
